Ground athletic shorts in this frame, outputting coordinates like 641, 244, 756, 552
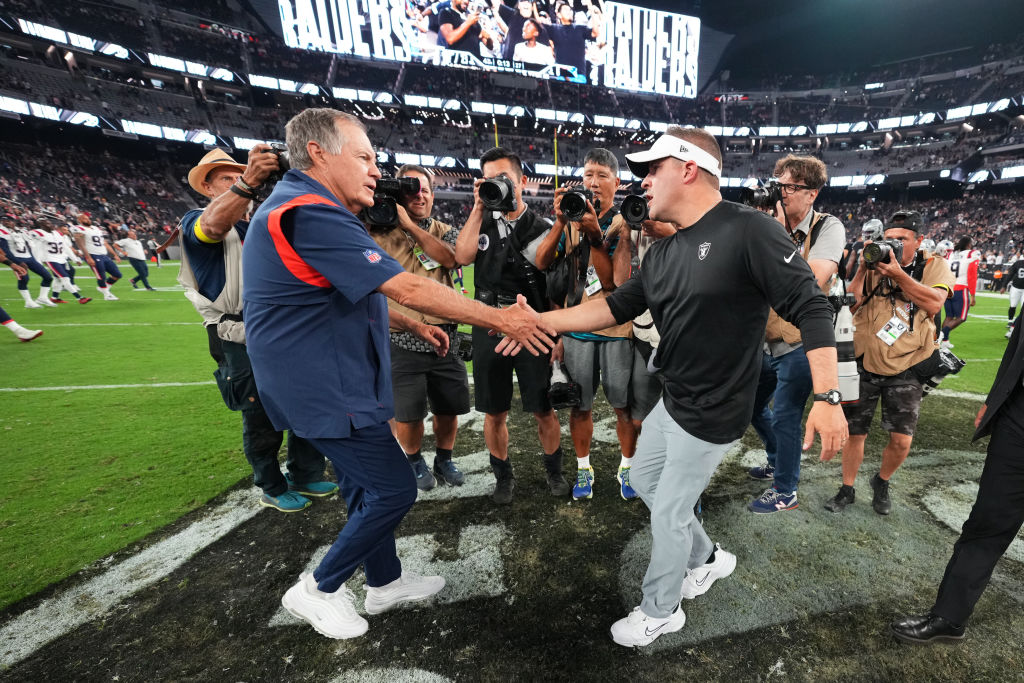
842, 370, 924, 436
944, 289, 970, 321
390, 343, 471, 422
1010, 285, 1024, 309
472, 325, 551, 414
561, 336, 631, 412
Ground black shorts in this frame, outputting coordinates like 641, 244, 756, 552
472, 325, 551, 414
391, 344, 471, 422
842, 370, 924, 436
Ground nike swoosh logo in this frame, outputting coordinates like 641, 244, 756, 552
695, 574, 710, 587
645, 623, 667, 637
784, 250, 797, 263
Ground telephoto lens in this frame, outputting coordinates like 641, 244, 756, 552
479, 174, 517, 212
834, 294, 859, 403
620, 194, 649, 225
559, 188, 593, 222
862, 239, 903, 268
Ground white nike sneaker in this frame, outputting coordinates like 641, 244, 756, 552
10, 325, 42, 342
35, 297, 57, 307
103, 293, 119, 301
610, 605, 686, 647
939, 340, 954, 350
363, 571, 446, 614
281, 573, 368, 639
680, 544, 737, 599
24, 299, 42, 309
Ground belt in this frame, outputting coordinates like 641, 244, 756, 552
476, 289, 518, 307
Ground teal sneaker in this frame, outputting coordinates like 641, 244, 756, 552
573, 466, 595, 500
260, 490, 311, 512
617, 466, 639, 500
285, 473, 339, 498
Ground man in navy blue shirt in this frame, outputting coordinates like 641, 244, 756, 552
244, 108, 552, 640
179, 147, 339, 514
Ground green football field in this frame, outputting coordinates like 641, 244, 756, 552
0, 263, 1016, 612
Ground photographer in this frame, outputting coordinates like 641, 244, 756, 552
454, 146, 563, 503
535, 148, 638, 501
369, 164, 471, 491
178, 146, 338, 513
747, 155, 845, 515
824, 210, 953, 515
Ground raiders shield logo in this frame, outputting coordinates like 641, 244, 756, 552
698, 242, 711, 260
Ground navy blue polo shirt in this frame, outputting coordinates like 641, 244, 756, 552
180, 208, 249, 301
242, 170, 405, 438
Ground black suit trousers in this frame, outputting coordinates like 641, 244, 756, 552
932, 385, 1024, 625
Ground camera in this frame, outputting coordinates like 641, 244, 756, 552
263, 141, 290, 186
479, 173, 517, 213
620, 194, 649, 225
559, 187, 593, 222
740, 178, 784, 211
863, 238, 904, 269
921, 347, 966, 396
548, 360, 581, 409
456, 330, 473, 362
364, 176, 421, 229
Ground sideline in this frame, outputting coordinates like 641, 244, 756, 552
0, 381, 216, 392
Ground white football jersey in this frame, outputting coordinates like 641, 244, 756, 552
0, 225, 31, 259
947, 248, 980, 288
25, 228, 53, 262
71, 224, 109, 256
32, 229, 69, 263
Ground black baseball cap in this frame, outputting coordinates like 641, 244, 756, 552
886, 210, 922, 233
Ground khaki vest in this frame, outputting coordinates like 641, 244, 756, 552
765, 212, 825, 345
177, 219, 246, 344
563, 214, 632, 339
371, 218, 458, 328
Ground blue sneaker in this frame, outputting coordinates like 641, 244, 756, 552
433, 458, 465, 486
285, 473, 339, 498
573, 466, 595, 500
260, 490, 311, 512
748, 488, 798, 514
748, 463, 775, 480
411, 458, 436, 491
616, 466, 638, 500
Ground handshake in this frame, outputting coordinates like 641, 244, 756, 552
492, 294, 557, 357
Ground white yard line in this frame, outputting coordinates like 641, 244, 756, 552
37, 322, 198, 327
0, 490, 261, 668
931, 388, 987, 401
0, 381, 215, 392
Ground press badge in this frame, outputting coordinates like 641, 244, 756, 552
413, 246, 440, 270
876, 316, 908, 346
584, 265, 602, 296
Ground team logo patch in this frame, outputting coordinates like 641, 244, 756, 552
698, 242, 711, 260
363, 249, 383, 263
478, 234, 490, 251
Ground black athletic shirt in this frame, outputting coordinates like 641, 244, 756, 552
606, 200, 836, 443
437, 7, 482, 56
1009, 259, 1024, 289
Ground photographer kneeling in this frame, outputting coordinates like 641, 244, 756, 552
368, 164, 471, 490
825, 210, 954, 515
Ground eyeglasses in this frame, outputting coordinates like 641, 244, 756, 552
779, 183, 816, 194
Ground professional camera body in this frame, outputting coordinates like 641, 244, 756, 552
559, 187, 594, 222
863, 238, 904, 269
480, 173, 517, 213
364, 176, 420, 229
619, 194, 649, 225
740, 178, 784, 211
548, 360, 582, 409
261, 141, 291, 186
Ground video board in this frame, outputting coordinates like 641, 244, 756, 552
274, 0, 699, 98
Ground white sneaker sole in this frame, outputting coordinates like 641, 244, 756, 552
364, 576, 446, 614
681, 552, 737, 599
610, 608, 686, 647
281, 586, 368, 639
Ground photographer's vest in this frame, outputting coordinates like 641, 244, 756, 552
764, 211, 829, 346
853, 251, 954, 376
177, 221, 246, 344
563, 212, 632, 339
372, 217, 457, 328
475, 209, 549, 308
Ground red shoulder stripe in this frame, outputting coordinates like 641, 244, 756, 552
267, 194, 338, 288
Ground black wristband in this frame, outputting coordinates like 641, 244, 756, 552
229, 183, 256, 201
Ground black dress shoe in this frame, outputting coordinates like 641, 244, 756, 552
890, 613, 966, 644
871, 473, 892, 515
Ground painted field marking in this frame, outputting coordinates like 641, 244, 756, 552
0, 490, 261, 668
329, 670, 453, 683
0, 381, 216, 392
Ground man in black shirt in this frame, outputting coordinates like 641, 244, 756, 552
1006, 256, 1024, 338
492, 0, 547, 62
510, 127, 848, 647
438, 0, 493, 57
455, 147, 564, 503
546, 2, 598, 77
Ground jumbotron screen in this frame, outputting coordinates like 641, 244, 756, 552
274, 0, 699, 98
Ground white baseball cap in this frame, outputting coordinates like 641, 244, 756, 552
625, 133, 722, 179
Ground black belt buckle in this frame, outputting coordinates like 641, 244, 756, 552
476, 289, 495, 306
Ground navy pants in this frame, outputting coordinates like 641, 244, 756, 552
128, 257, 151, 288
15, 256, 52, 290
308, 424, 418, 593
88, 254, 122, 287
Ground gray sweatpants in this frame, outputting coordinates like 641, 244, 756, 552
630, 398, 736, 618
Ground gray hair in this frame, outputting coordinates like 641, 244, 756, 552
285, 108, 365, 171
584, 147, 619, 176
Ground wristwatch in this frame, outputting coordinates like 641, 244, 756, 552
813, 389, 843, 405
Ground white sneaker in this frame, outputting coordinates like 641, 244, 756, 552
103, 293, 119, 301
12, 326, 43, 342
24, 299, 42, 309
610, 605, 686, 647
939, 340, 954, 350
364, 571, 446, 614
35, 297, 58, 307
680, 544, 737, 599
281, 573, 368, 639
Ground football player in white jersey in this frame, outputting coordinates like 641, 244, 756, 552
939, 236, 981, 349
32, 217, 91, 304
0, 213, 55, 308
0, 253, 40, 341
70, 214, 123, 300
